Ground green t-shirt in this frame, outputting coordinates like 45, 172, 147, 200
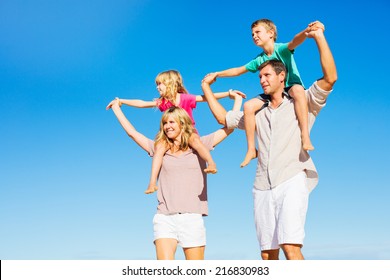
245, 42, 304, 88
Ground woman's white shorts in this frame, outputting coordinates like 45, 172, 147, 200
252, 171, 309, 251
153, 213, 206, 248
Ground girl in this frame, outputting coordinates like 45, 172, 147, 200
109, 70, 245, 194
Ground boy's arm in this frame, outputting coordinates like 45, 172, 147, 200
204, 66, 248, 80
287, 29, 308, 51
288, 21, 325, 50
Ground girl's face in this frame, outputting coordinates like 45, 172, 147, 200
163, 116, 181, 141
156, 82, 167, 96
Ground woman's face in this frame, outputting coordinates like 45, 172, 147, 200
163, 116, 181, 140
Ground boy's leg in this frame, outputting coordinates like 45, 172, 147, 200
289, 85, 314, 151
146, 143, 167, 194
189, 133, 217, 174
241, 97, 264, 167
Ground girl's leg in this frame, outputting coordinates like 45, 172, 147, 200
183, 246, 205, 260
289, 85, 314, 151
241, 98, 264, 167
146, 143, 167, 194
155, 238, 178, 260
189, 133, 217, 174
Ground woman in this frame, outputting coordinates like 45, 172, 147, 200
106, 89, 242, 260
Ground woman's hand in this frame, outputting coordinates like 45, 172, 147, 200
106, 97, 122, 110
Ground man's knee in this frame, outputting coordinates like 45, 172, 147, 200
261, 249, 279, 260
281, 244, 304, 260
243, 100, 259, 114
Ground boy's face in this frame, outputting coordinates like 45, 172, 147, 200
251, 24, 274, 47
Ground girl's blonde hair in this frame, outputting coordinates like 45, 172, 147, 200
155, 70, 188, 105
251, 18, 277, 42
155, 107, 194, 152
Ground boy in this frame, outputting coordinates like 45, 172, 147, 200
206, 19, 324, 167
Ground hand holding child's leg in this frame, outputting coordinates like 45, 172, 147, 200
241, 98, 264, 167
289, 85, 314, 151
189, 133, 217, 174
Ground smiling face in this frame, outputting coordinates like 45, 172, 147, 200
156, 107, 194, 152
163, 115, 182, 141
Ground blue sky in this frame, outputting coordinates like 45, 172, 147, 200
1, 0, 389, 260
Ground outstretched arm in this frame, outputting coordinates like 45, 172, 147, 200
107, 98, 151, 152
308, 28, 337, 91
195, 90, 246, 102
106, 98, 156, 110
288, 21, 325, 50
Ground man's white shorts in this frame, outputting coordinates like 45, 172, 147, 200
153, 213, 206, 248
253, 171, 309, 251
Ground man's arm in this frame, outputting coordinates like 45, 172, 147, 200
201, 74, 229, 126
308, 29, 337, 91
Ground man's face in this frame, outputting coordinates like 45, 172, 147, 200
259, 64, 285, 95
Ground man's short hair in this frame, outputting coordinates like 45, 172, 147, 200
258, 60, 286, 75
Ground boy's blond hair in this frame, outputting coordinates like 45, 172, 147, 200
251, 19, 277, 42
155, 70, 188, 105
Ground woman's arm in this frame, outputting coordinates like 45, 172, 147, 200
212, 127, 234, 147
108, 98, 152, 153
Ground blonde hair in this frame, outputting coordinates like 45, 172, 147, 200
251, 18, 277, 42
155, 107, 194, 152
155, 70, 188, 105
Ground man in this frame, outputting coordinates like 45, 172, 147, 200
201, 27, 337, 260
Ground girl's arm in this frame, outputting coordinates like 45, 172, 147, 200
106, 98, 157, 110
195, 90, 246, 102
108, 98, 151, 153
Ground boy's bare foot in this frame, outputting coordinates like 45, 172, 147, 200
240, 150, 257, 168
302, 135, 314, 151
145, 184, 158, 194
204, 163, 217, 174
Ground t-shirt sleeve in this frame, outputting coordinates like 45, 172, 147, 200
181, 94, 197, 109
306, 81, 332, 116
200, 133, 216, 150
147, 139, 155, 157
226, 110, 245, 130
276, 42, 293, 54
245, 57, 261, 73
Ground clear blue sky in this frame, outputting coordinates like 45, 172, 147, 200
1, 0, 389, 260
